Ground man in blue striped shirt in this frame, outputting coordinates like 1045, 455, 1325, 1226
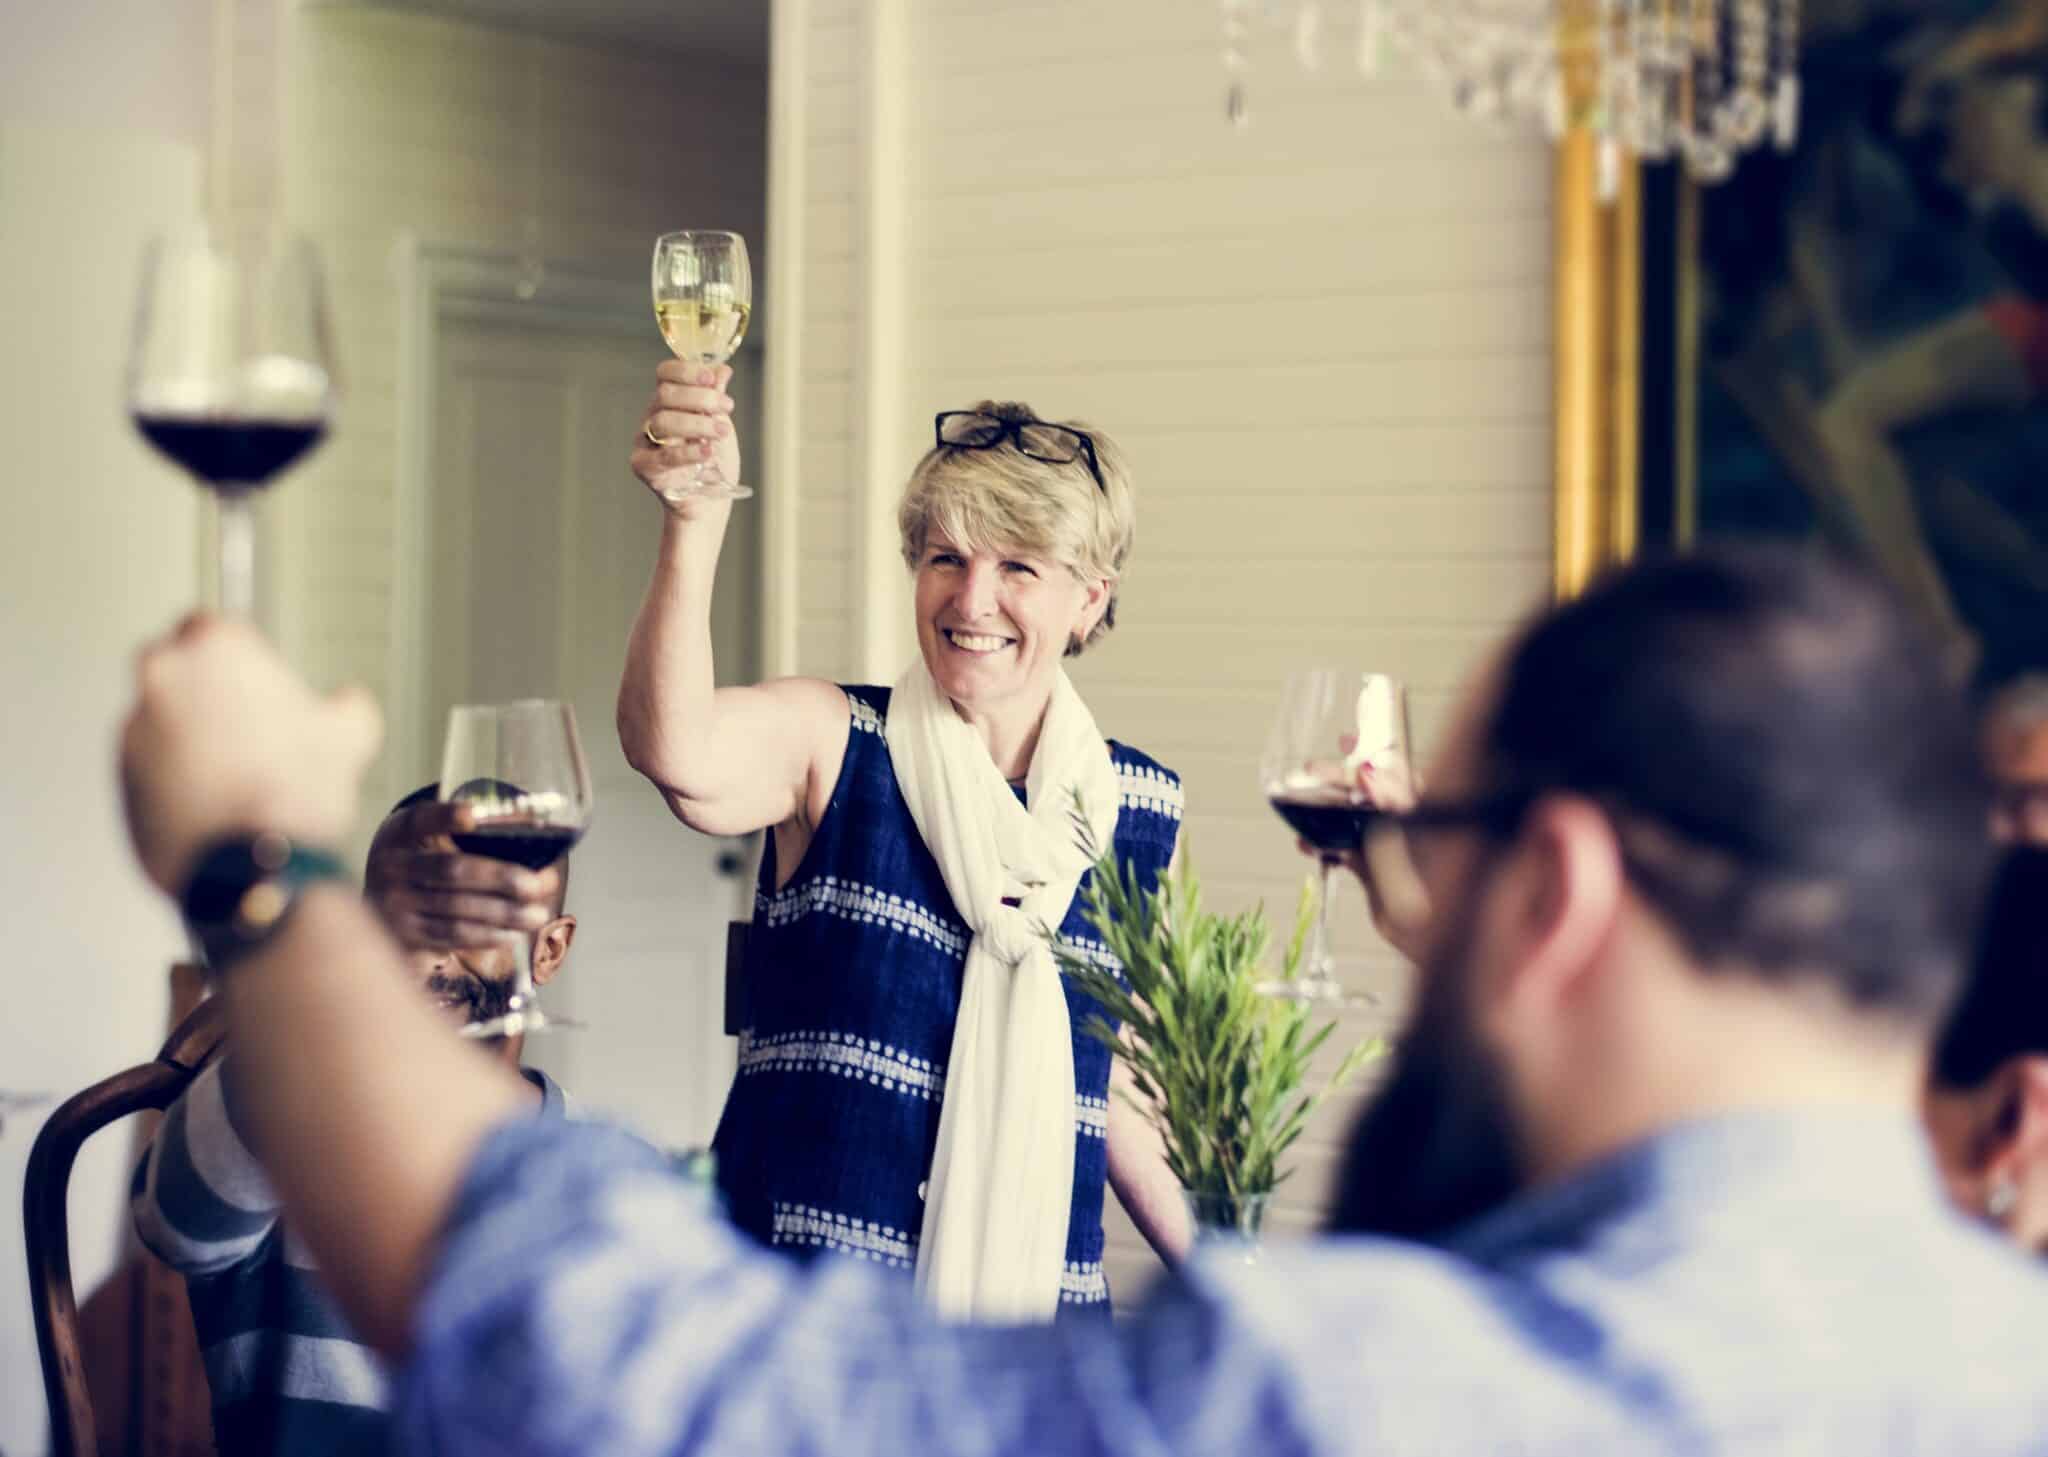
131, 791, 579, 1457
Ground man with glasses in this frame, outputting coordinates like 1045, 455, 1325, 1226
113, 546, 2048, 1455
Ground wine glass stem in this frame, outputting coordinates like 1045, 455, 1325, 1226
506, 928, 537, 1015
217, 493, 256, 618
1311, 857, 1337, 980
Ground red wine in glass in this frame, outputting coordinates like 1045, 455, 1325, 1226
133, 415, 327, 488
451, 822, 584, 873
1269, 792, 1384, 855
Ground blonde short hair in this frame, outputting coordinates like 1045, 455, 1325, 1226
898, 401, 1137, 656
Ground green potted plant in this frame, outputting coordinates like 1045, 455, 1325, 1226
1053, 831, 1385, 1253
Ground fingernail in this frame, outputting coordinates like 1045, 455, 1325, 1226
719, 395, 735, 412
694, 368, 713, 385
714, 418, 730, 435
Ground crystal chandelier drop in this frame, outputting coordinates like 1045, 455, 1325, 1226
1222, 0, 1802, 197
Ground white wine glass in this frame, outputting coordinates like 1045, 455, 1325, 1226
439, 701, 594, 1040
128, 224, 337, 617
1258, 670, 1412, 1007
651, 229, 752, 502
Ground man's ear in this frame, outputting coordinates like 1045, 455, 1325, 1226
530, 914, 577, 988
1488, 794, 1625, 1024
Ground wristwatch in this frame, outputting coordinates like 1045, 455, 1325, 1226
180, 832, 349, 973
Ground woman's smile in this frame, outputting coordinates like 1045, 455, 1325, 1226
941, 626, 1018, 656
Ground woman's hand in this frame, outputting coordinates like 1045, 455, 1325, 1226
631, 361, 739, 518
1300, 751, 1430, 961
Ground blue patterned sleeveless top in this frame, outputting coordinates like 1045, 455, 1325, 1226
710, 685, 1183, 1317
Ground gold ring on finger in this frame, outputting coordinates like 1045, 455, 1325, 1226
644, 424, 673, 448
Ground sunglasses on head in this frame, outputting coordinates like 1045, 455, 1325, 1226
934, 410, 1105, 493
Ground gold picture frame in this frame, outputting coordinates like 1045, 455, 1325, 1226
1560, 10, 2048, 683
1551, 131, 1645, 600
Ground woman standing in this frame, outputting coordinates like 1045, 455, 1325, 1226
618, 364, 1190, 1322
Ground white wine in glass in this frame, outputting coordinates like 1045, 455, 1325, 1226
651, 229, 752, 502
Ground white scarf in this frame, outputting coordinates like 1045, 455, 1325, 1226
886, 663, 1121, 1322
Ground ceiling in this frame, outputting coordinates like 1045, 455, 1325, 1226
302, 0, 768, 64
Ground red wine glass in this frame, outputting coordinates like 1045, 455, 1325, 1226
128, 224, 336, 618
438, 700, 594, 1039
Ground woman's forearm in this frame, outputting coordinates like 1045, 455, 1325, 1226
1105, 1065, 1194, 1266
617, 509, 729, 800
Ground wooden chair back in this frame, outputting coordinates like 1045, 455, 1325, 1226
25, 992, 225, 1457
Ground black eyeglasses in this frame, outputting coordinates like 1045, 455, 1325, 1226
1388, 790, 1539, 839
934, 411, 1105, 493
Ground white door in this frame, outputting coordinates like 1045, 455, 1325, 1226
424, 308, 761, 1150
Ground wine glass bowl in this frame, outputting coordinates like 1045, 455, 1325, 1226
128, 225, 336, 616
438, 701, 594, 1040
1258, 671, 1413, 1007
650, 229, 752, 502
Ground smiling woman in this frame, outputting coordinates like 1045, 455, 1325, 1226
903, 402, 1131, 751
616, 370, 1191, 1321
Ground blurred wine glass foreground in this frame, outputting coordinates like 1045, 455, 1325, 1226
128, 225, 337, 616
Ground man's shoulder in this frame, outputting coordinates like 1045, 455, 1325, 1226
1180, 1239, 1663, 1448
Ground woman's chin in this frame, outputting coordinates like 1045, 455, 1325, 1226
924, 647, 1024, 707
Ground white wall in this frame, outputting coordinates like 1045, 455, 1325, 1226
768, 0, 1553, 1297
273, 5, 769, 814
0, 5, 213, 1449
0, 4, 770, 1443
0, 1, 212, 149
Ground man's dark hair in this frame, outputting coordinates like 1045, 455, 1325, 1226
1933, 849, 2048, 1089
1481, 543, 1993, 1023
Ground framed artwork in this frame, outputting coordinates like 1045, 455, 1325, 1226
1559, 1, 2048, 686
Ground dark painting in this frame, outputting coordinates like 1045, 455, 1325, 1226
1644, 0, 2048, 684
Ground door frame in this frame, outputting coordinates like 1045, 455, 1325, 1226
390, 238, 762, 787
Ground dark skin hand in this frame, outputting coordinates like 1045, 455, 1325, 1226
364, 799, 560, 950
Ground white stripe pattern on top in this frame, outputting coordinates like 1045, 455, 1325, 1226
760, 875, 970, 957
734, 1029, 946, 1102
1059, 1261, 1108, 1304
770, 1202, 918, 1268
1116, 763, 1184, 819
849, 695, 885, 736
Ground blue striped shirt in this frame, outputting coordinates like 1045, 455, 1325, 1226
394, 1107, 2048, 1456
132, 1058, 568, 1457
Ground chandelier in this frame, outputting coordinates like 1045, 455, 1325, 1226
1221, 1, 1802, 197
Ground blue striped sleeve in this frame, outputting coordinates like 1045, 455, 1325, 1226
132, 1060, 282, 1275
